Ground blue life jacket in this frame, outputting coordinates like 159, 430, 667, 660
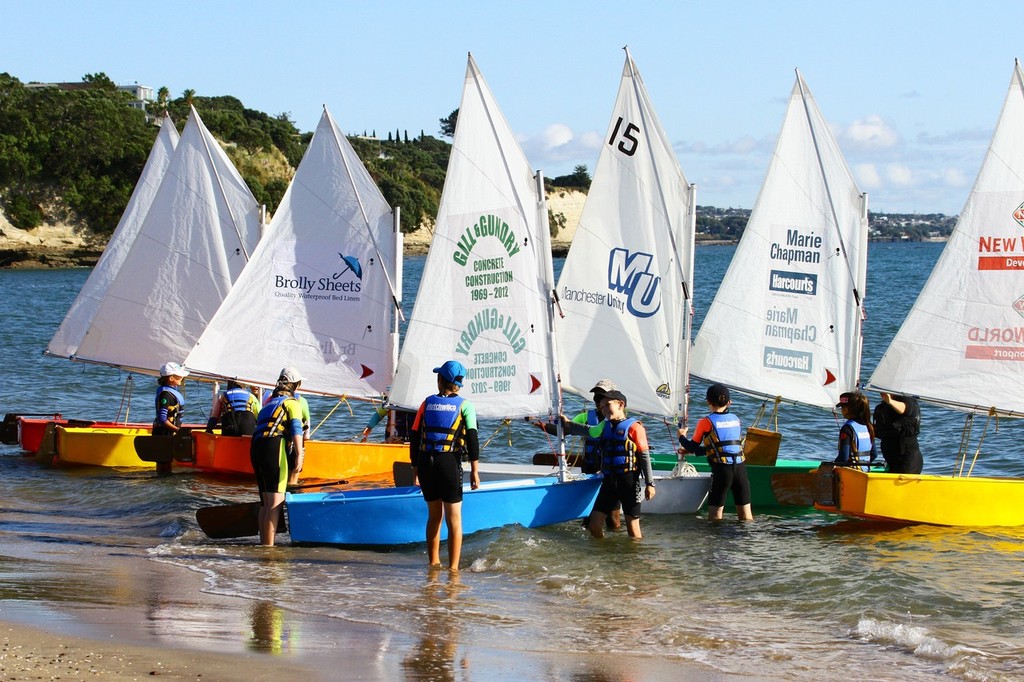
702, 411, 744, 464
839, 419, 873, 464
581, 408, 602, 474
254, 393, 300, 439
601, 417, 640, 475
420, 394, 465, 455
223, 387, 254, 413
154, 386, 185, 428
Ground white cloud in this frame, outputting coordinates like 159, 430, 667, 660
518, 124, 603, 175
943, 167, 970, 187
540, 123, 574, 149
841, 115, 901, 151
886, 164, 914, 186
854, 163, 883, 190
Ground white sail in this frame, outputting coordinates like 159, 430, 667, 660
555, 49, 696, 420
46, 114, 180, 359
869, 60, 1024, 417
389, 54, 557, 419
186, 107, 401, 397
70, 106, 261, 374
690, 70, 868, 411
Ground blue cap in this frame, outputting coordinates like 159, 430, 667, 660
433, 360, 467, 386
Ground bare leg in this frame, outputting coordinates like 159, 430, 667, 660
606, 507, 622, 530
425, 499, 444, 566
259, 492, 285, 546
587, 510, 607, 538
625, 516, 642, 539
707, 505, 725, 521
737, 504, 754, 521
445, 501, 463, 570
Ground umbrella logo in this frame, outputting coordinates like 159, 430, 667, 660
333, 253, 363, 280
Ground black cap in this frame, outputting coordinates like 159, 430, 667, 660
602, 389, 627, 406
706, 383, 730, 405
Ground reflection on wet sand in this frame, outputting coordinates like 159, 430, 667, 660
402, 569, 467, 681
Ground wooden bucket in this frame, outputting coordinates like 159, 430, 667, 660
743, 427, 781, 466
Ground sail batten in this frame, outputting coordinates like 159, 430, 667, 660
690, 71, 867, 411
868, 61, 1024, 417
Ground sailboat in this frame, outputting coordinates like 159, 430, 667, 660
179, 106, 408, 479
816, 60, 1024, 526
36, 106, 263, 467
495, 49, 710, 514
285, 54, 600, 546
688, 69, 869, 507
5, 114, 181, 455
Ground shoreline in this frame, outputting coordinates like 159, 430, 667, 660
7, 236, 947, 269
0, 531, 735, 681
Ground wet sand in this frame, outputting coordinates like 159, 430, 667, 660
0, 541, 742, 681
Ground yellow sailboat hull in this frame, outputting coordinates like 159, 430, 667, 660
814, 465, 1024, 526
55, 425, 153, 468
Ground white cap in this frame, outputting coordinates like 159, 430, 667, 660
159, 362, 189, 378
279, 366, 304, 383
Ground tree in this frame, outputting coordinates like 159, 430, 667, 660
82, 72, 117, 91
182, 88, 195, 105
439, 109, 458, 138
549, 164, 591, 190
157, 86, 170, 105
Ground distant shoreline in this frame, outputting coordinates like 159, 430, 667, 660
0, 235, 947, 269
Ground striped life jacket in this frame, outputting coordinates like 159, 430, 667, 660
701, 411, 744, 464
154, 386, 185, 428
254, 394, 300, 439
420, 394, 465, 455
600, 417, 640, 475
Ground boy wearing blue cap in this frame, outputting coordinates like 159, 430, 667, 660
409, 359, 480, 570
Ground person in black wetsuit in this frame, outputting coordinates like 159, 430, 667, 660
873, 392, 923, 474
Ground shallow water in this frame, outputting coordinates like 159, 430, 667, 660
3, 243, 1024, 680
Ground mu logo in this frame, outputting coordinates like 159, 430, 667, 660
607, 248, 661, 318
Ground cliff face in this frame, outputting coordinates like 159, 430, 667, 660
0, 189, 589, 268
0, 211, 105, 268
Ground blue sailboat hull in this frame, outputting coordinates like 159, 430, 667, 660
285, 475, 602, 546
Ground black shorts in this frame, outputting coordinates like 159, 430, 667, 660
708, 461, 751, 507
594, 472, 642, 518
223, 411, 257, 437
417, 452, 464, 504
250, 436, 288, 494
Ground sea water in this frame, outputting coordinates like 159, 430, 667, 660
2, 242, 1023, 680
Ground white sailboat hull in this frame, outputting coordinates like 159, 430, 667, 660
476, 463, 710, 514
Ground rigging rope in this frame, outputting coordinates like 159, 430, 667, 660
115, 374, 134, 424
311, 397, 353, 437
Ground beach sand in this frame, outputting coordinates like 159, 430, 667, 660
0, 540, 741, 681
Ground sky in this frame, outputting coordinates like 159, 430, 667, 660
3, 0, 1024, 215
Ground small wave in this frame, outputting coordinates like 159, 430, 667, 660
855, 616, 1003, 680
